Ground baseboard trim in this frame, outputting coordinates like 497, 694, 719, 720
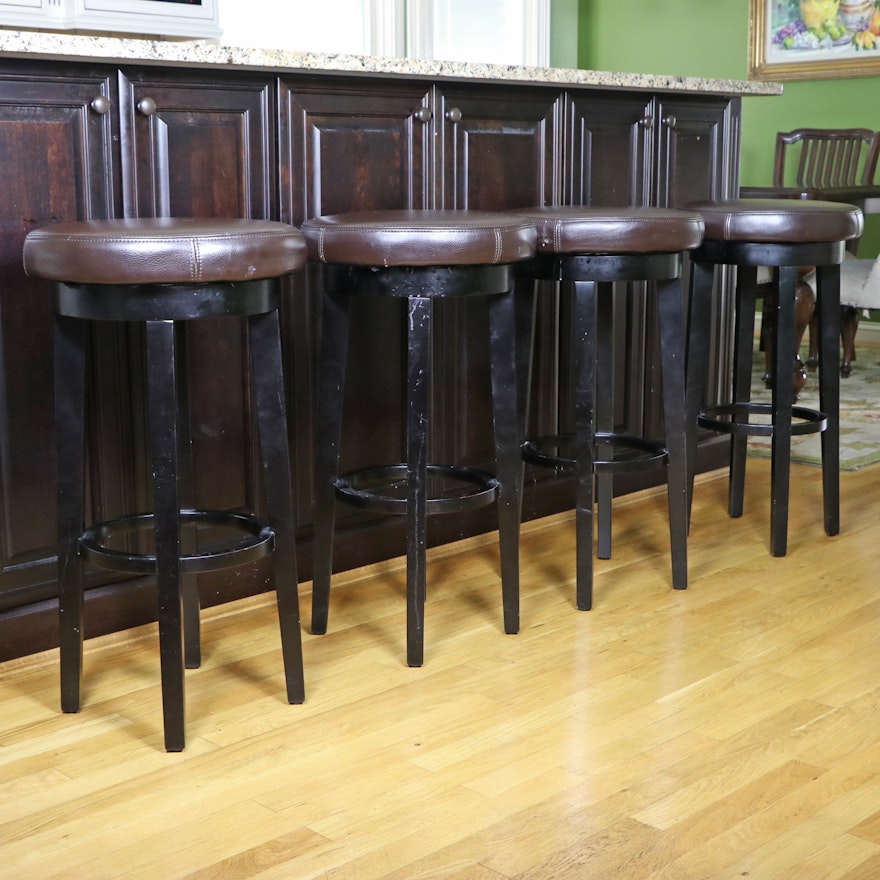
858, 320, 880, 344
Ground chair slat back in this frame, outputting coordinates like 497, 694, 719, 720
773, 128, 880, 189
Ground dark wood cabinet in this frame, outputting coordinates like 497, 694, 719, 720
120, 69, 275, 220
117, 69, 282, 619
276, 78, 565, 541
119, 69, 277, 518
435, 83, 562, 210
277, 78, 432, 545
0, 64, 281, 655
0, 58, 742, 660
566, 91, 652, 207
278, 77, 431, 222
431, 85, 563, 476
0, 66, 125, 617
654, 95, 738, 208
549, 92, 736, 489
651, 96, 739, 443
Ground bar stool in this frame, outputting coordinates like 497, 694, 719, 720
300, 209, 536, 667
510, 206, 704, 610
23, 217, 308, 751
683, 198, 863, 556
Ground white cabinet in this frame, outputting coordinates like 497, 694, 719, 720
0, 0, 220, 37
0, 0, 66, 28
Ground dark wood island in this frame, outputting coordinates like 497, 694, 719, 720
0, 31, 780, 659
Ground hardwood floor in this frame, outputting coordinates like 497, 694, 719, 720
2, 458, 880, 879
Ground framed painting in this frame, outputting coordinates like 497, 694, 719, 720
749, 0, 880, 80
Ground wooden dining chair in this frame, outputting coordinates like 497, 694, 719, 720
772, 127, 880, 195
742, 127, 880, 380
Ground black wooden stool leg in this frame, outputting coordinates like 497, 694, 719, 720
488, 288, 521, 636
174, 326, 201, 670
729, 267, 759, 519
145, 319, 186, 752
406, 296, 432, 667
656, 277, 688, 590
770, 266, 797, 557
573, 280, 597, 612
814, 263, 841, 537
311, 288, 351, 636
248, 309, 305, 704
515, 277, 536, 451
685, 260, 715, 527
55, 314, 88, 714
595, 282, 614, 560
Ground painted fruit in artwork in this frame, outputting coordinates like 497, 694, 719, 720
799, 0, 840, 29
870, 8, 880, 35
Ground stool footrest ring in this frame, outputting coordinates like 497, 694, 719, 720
699, 402, 827, 437
335, 464, 499, 515
522, 432, 668, 474
80, 509, 274, 575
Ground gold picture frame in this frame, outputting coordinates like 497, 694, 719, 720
749, 0, 880, 80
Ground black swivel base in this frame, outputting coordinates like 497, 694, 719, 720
54, 278, 305, 752
311, 263, 522, 668
519, 251, 690, 611
687, 239, 842, 557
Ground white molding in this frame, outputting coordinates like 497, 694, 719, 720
524, 0, 550, 67
406, 0, 550, 66
404, 0, 431, 60
369, 0, 405, 56
858, 319, 880, 343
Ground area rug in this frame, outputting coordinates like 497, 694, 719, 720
747, 344, 880, 470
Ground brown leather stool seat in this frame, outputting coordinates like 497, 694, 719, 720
23, 217, 308, 751
683, 198, 864, 556
510, 206, 704, 611
300, 209, 537, 667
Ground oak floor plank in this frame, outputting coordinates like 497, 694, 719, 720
674, 737, 880, 878
1, 457, 879, 879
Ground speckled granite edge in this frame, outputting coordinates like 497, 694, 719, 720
0, 29, 782, 96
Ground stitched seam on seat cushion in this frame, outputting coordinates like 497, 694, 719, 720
550, 215, 702, 245
711, 208, 860, 239
192, 240, 201, 282
311, 222, 533, 235
34, 231, 296, 245
493, 228, 502, 263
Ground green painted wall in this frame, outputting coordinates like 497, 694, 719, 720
550, 0, 579, 68
576, 0, 880, 256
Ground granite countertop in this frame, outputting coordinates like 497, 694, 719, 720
0, 29, 782, 96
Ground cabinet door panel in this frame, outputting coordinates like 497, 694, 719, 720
557, 92, 654, 444
566, 91, 652, 207
437, 84, 562, 210
278, 80, 431, 532
279, 79, 430, 223
652, 97, 737, 431
121, 70, 274, 220
434, 85, 562, 471
654, 96, 736, 207
0, 68, 121, 609
120, 71, 275, 520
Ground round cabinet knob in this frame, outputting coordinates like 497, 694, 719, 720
414, 107, 432, 123
90, 95, 111, 115
137, 97, 157, 116
639, 116, 654, 129
445, 107, 462, 124
663, 115, 677, 129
